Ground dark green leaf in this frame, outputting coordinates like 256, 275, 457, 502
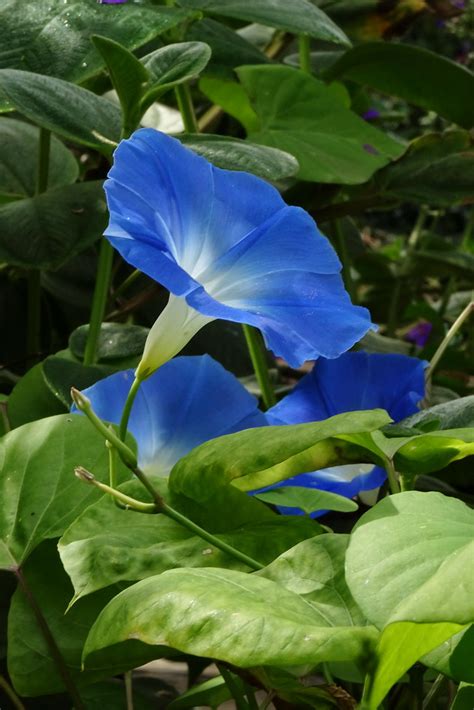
7, 363, 67, 429
0, 0, 192, 84
236, 65, 404, 184
7, 542, 166, 696
42, 356, 112, 409
423, 626, 474, 684
168, 677, 230, 710
187, 19, 269, 77
0, 118, 78, 201
69, 323, 150, 363
255, 486, 358, 513
177, 0, 350, 45
0, 181, 107, 269
412, 250, 474, 279
374, 131, 474, 206
0, 414, 130, 569
401, 396, 474, 431
179, 133, 299, 180
0, 69, 121, 152
325, 42, 474, 129
141, 42, 211, 109
60, 478, 320, 600
84, 568, 378, 669
92, 35, 149, 133
169, 410, 391, 502
451, 682, 474, 710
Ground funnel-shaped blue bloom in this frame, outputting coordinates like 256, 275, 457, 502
104, 128, 374, 379
265, 352, 427, 504
78, 355, 266, 475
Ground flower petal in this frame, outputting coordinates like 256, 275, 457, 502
77, 355, 266, 475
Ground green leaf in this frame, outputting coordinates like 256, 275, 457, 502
0, 0, 192, 84
69, 323, 150, 363
179, 133, 299, 180
60, 478, 320, 600
199, 76, 259, 133
0, 70, 121, 153
412, 250, 474, 279
169, 409, 391, 502
423, 626, 474, 683
325, 42, 474, 129
346, 492, 474, 708
0, 181, 107, 269
7, 541, 167, 696
84, 568, 377, 669
186, 18, 268, 78
363, 622, 465, 710
141, 42, 212, 110
236, 65, 404, 184
177, 0, 350, 45
259, 534, 368, 627
168, 677, 231, 710
451, 682, 474, 710
255, 486, 358, 514
374, 130, 474, 206
7, 363, 67, 429
42, 356, 112, 409
0, 118, 78, 201
92, 35, 149, 134
401, 396, 474, 431
392, 429, 474, 476
0, 414, 129, 570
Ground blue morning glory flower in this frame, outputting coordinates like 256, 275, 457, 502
77, 355, 267, 476
264, 351, 427, 505
104, 128, 374, 379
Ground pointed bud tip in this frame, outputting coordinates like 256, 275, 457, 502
74, 466, 95, 483
70, 387, 91, 411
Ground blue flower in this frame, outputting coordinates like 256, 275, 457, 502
263, 352, 427, 506
104, 128, 374, 379
77, 355, 266, 475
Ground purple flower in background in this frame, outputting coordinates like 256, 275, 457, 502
104, 129, 374, 380
362, 108, 380, 121
405, 321, 433, 348
98, 0, 127, 4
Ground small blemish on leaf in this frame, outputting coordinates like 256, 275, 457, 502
363, 143, 379, 156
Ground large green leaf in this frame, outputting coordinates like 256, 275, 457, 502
7, 362, 67, 429
0, 414, 129, 570
186, 18, 269, 77
0, 181, 107, 269
0, 0, 192, 84
401, 395, 474, 431
254, 486, 358, 514
423, 626, 474, 683
69, 322, 150, 363
7, 541, 163, 696
169, 409, 392, 501
346, 492, 474, 708
179, 133, 299, 180
84, 568, 378, 669
259, 534, 367, 627
177, 0, 350, 45
325, 42, 474, 129
373, 131, 474, 206
0, 118, 78, 201
60, 478, 320, 600
235, 65, 404, 183
0, 69, 121, 152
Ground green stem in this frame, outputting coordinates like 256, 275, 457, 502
14, 568, 85, 710
242, 325, 276, 410
162, 503, 264, 571
218, 666, 250, 710
422, 674, 445, 710
83, 240, 115, 366
426, 299, 473, 382
0, 674, 25, 710
332, 219, 356, 302
75, 466, 157, 513
114, 269, 142, 299
385, 458, 401, 495
245, 686, 259, 710
119, 377, 141, 441
298, 34, 311, 73
71, 388, 137, 469
175, 83, 199, 133
125, 671, 134, 710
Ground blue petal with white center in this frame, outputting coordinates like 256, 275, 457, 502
77, 355, 267, 476
262, 352, 427, 509
104, 128, 374, 376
